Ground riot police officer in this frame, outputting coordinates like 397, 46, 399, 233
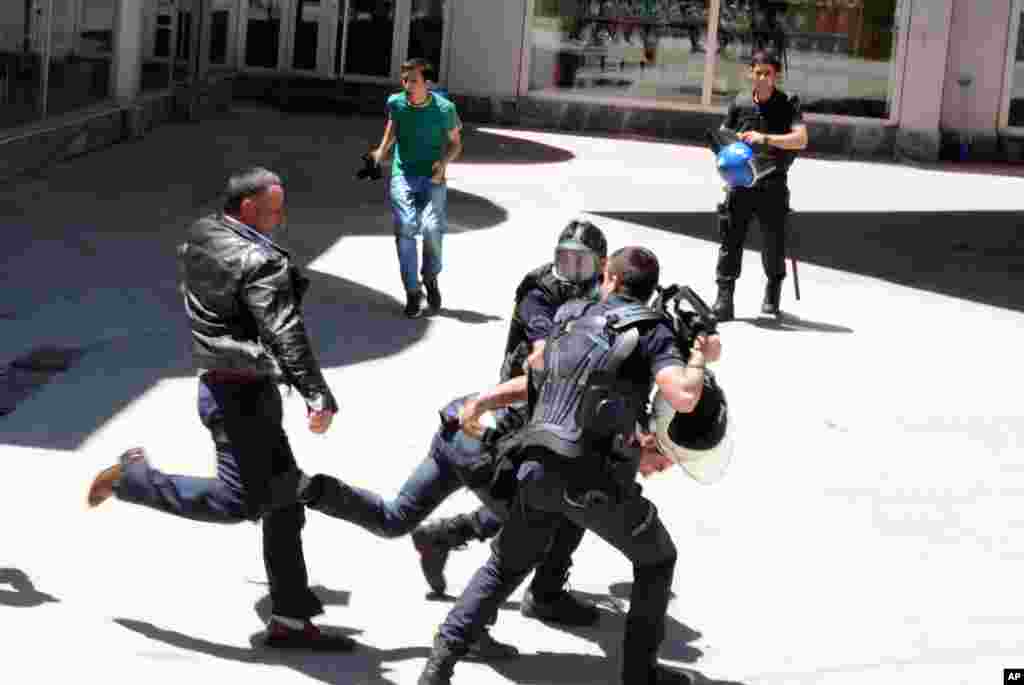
713, 48, 808, 321
410, 219, 610, 627
418, 246, 723, 685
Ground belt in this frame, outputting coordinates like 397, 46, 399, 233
202, 369, 266, 384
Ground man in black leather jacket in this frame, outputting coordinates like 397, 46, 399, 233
87, 167, 352, 651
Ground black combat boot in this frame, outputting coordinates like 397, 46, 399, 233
712, 281, 735, 322
424, 275, 442, 315
761, 278, 783, 317
411, 514, 480, 595
521, 582, 601, 627
405, 288, 424, 318
418, 634, 461, 685
466, 628, 520, 660
650, 664, 699, 685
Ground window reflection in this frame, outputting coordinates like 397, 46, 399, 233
714, 0, 902, 119
0, 1, 45, 128
47, 0, 115, 117
528, 0, 903, 119
530, 1, 710, 105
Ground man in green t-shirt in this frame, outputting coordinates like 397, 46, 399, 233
371, 58, 463, 318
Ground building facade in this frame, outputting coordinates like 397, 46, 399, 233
2, 0, 1023, 172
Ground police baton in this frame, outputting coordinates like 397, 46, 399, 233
787, 210, 801, 301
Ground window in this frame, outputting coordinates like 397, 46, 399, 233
47, 0, 116, 117
0, 1, 46, 129
0, 0, 117, 131
524, 0, 905, 120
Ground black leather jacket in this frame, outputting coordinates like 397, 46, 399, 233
178, 213, 337, 412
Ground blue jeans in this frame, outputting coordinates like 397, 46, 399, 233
114, 377, 323, 620
389, 173, 447, 292
306, 428, 584, 598
312, 432, 505, 539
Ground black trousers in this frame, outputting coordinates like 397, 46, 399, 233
116, 378, 323, 620
438, 449, 677, 684
716, 175, 790, 284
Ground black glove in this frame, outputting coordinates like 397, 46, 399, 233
356, 152, 382, 180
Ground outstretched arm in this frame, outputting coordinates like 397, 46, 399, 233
460, 375, 528, 432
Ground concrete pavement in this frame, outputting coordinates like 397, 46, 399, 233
1, 104, 1023, 685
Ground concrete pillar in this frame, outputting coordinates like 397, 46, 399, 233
941, 0, 1014, 157
112, 0, 144, 100
447, 0, 527, 98
895, 0, 954, 161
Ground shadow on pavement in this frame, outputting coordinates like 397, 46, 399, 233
731, 312, 854, 334
0, 108, 513, 449
253, 99, 577, 165
0, 568, 60, 607
114, 581, 745, 685
114, 585, 427, 685
592, 210, 1024, 313
485, 583, 745, 685
455, 127, 576, 165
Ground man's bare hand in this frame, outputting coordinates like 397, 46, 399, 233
694, 334, 722, 363
739, 130, 766, 146
458, 400, 486, 439
308, 409, 334, 434
637, 433, 674, 477
431, 160, 448, 183
370, 148, 384, 166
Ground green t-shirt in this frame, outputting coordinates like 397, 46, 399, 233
387, 92, 460, 178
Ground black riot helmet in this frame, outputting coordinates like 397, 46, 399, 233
553, 219, 608, 286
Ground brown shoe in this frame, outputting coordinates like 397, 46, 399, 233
87, 448, 146, 508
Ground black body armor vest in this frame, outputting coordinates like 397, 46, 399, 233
517, 299, 665, 460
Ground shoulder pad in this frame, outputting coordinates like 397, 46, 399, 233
515, 263, 555, 303
553, 299, 595, 325
605, 303, 665, 331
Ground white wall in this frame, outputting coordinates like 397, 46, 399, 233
446, 0, 527, 97
112, 0, 143, 99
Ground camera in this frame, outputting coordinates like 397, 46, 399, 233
356, 151, 382, 180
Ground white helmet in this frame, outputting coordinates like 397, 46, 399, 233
649, 370, 733, 484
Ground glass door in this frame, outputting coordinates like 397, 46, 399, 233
240, 0, 285, 69
286, 0, 339, 74
142, 0, 178, 89
172, 0, 197, 82
338, 0, 396, 80
202, 0, 238, 73
406, 0, 448, 83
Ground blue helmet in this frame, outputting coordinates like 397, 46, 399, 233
716, 141, 757, 189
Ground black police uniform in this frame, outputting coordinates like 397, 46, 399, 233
501, 262, 599, 381
428, 262, 598, 600
716, 88, 802, 290
432, 294, 683, 685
